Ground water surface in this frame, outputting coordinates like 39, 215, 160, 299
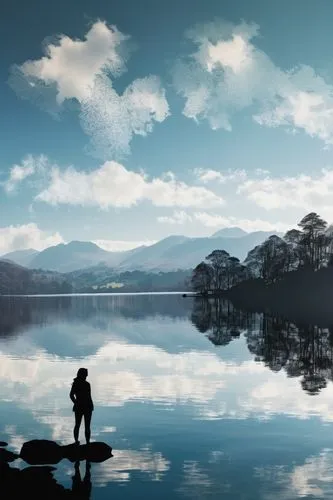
1, 294, 333, 499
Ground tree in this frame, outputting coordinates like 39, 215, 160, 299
205, 250, 230, 291
297, 212, 327, 270
244, 235, 291, 283
191, 262, 212, 294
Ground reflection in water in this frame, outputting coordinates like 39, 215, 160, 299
72, 460, 91, 499
3, 294, 333, 498
191, 297, 333, 395
0, 294, 192, 339
0, 460, 91, 499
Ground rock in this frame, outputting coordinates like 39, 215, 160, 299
19, 439, 113, 465
63, 442, 113, 463
0, 448, 19, 463
20, 440, 62, 465
0, 464, 69, 499
0, 441, 8, 447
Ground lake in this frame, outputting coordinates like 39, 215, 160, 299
1, 293, 333, 499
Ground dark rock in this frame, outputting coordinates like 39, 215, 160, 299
0, 441, 8, 447
19, 439, 113, 465
63, 442, 113, 463
20, 440, 62, 465
0, 464, 69, 499
0, 448, 19, 463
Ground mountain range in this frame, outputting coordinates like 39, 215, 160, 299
1, 227, 282, 273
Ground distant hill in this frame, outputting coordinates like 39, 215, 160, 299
28, 241, 143, 273
0, 260, 72, 294
1, 248, 40, 267
118, 231, 282, 271
211, 227, 248, 238
67, 264, 191, 293
117, 235, 190, 271
2, 230, 281, 273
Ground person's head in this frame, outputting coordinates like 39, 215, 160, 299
76, 367, 88, 380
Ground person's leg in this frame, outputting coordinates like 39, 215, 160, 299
74, 411, 83, 443
83, 411, 92, 444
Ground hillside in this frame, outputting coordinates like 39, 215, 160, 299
1, 248, 39, 267
0, 260, 72, 295
66, 264, 191, 292
117, 231, 280, 271
28, 241, 143, 272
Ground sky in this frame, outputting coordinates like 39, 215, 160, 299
2, 0, 333, 254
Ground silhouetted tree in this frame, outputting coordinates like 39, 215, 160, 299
206, 250, 230, 291
191, 262, 213, 294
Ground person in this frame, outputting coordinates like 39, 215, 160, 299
70, 368, 94, 445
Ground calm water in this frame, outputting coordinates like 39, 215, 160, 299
2, 294, 333, 498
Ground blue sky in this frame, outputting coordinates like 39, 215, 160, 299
2, 0, 333, 254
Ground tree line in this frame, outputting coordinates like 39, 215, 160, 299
191, 212, 333, 294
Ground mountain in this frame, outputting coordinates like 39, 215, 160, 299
117, 235, 190, 271
3, 230, 281, 274
211, 227, 248, 238
0, 260, 72, 294
1, 248, 40, 267
118, 231, 282, 271
28, 241, 143, 273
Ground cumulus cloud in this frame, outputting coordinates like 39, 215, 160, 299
157, 210, 288, 232
173, 19, 333, 144
193, 212, 289, 232
3, 154, 49, 193
10, 21, 169, 158
237, 168, 333, 215
0, 223, 64, 255
194, 168, 247, 184
157, 210, 194, 225
35, 160, 224, 209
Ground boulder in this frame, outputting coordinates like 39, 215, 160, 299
20, 440, 62, 465
19, 439, 113, 465
0, 448, 19, 463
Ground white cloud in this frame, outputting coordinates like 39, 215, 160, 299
194, 168, 247, 184
0, 223, 64, 255
237, 167, 333, 215
193, 212, 289, 232
157, 209, 288, 232
174, 19, 333, 144
3, 155, 48, 193
35, 160, 224, 209
157, 210, 193, 225
80, 74, 169, 158
93, 447, 170, 484
93, 239, 157, 252
255, 449, 333, 499
10, 21, 169, 158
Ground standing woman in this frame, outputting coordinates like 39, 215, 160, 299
70, 368, 94, 444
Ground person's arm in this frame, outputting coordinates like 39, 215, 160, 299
70, 383, 76, 404
88, 382, 94, 411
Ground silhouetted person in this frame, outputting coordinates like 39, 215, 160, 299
70, 368, 94, 444
72, 460, 91, 499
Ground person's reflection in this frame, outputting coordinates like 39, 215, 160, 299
72, 460, 91, 499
